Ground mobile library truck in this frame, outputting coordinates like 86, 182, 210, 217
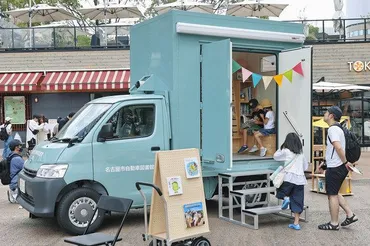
17, 10, 312, 235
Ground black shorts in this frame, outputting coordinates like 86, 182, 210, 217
276, 182, 305, 214
325, 164, 348, 195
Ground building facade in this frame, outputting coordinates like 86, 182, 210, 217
0, 49, 130, 144
312, 42, 370, 146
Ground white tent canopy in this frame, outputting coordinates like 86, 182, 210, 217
155, 1, 215, 15
313, 81, 370, 92
226, 0, 289, 17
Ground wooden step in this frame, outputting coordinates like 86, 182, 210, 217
230, 187, 276, 196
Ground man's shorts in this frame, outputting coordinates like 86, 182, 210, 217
258, 128, 276, 136
246, 125, 262, 135
325, 164, 349, 195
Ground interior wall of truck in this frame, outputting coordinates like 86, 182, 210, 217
232, 51, 277, 161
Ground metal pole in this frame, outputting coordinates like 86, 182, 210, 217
365, 18, 367, 42
29, 0, 32, 28
29, 0, 32, 48
104, 0, 107, 47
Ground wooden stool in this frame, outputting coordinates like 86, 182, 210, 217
261, 134, 276, 157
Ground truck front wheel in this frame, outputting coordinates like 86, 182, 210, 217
56, 187, 104, 235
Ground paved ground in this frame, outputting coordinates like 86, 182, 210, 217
0, 152, 369, 246
0, 179, 369, 246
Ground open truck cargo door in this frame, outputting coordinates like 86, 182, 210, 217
278, 47, 312, 162
201, 39, 233, 169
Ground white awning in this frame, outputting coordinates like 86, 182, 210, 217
313, 81, 370, 92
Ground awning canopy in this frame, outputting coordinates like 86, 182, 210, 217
42, 70, 130, 92
313, 81, 370, 92
0, 72, 42, 92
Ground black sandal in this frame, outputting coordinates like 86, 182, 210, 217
318, 222, 339, 230
341, 214, 358, 227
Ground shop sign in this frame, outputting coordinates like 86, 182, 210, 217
348, 61, 370, 72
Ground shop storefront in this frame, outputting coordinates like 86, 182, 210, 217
312, 42, 370, 147
0, 69, 130, 145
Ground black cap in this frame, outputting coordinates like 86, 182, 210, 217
9, 139, 22, 151
328, 106, 342, 121
248, 99, 259, 109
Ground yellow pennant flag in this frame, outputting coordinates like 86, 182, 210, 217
274, 74, 284, 87
262, 76, 274, 90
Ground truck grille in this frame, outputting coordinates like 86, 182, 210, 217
20, 192, 35, 206
23, 167, 37, 178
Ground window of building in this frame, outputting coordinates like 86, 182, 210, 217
105, 104, 155, 140
353, 30, 359, 36
359, 30, 364, 36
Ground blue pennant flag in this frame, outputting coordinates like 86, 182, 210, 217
252, 73, 262, 87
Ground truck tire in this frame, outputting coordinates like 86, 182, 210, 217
56, 187, 104, 235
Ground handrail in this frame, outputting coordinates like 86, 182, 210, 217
283, 111, 303, 138
0, 25, 131, 50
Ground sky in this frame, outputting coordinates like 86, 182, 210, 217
277, 0, 335, 20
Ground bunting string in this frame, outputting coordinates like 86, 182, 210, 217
233, 60, 304, 89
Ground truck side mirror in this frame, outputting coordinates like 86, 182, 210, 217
98, 123, 114, 142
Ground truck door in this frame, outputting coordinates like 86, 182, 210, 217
278, 47, 312, 161
92, 99, 166, 206
201, 39, 233, 169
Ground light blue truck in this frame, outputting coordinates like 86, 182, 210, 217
17, 10, 312, 235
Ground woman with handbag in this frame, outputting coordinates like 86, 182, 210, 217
273, 132, 309, 230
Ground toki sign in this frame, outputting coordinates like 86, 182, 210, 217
348, 61, 370, 72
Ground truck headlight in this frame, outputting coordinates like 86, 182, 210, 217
36, 164, 68, 178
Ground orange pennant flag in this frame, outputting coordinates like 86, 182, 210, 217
274, 74, 284, 87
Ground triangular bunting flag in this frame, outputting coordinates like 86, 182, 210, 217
241, 68, 252, 82
232, 60, 242, 73
274, 74, 284, 87
252, 73, 262, 87
262, 76, 274, 90
284, 70, 293, 83
293, 62, 304, 76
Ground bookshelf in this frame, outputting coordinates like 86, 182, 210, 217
232, 75, 256, 153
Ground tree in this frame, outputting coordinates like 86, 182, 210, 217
306, 24, 319, 40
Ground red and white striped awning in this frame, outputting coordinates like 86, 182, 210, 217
0, 72, 42, 92
42, 70, 130, 91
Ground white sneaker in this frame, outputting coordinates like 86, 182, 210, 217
8, 189, 18, 204
260, 147, 267, 157
248, 145, 259, 153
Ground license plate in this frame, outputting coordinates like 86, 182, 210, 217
19, 178, 25, 194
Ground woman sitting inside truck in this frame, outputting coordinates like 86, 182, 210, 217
248, 98, 276, 157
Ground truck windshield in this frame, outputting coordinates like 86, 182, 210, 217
56, 103, 112, 141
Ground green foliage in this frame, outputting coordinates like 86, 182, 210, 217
76, 35, 91, 47
306, 24, 319, 40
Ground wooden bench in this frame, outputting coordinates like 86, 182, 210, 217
246, 134, 276, 157
242, 205, 309, 230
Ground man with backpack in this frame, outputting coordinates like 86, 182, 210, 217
0, 117, 13, 159
318, 106, 359, 231
1, 139, 24, 204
